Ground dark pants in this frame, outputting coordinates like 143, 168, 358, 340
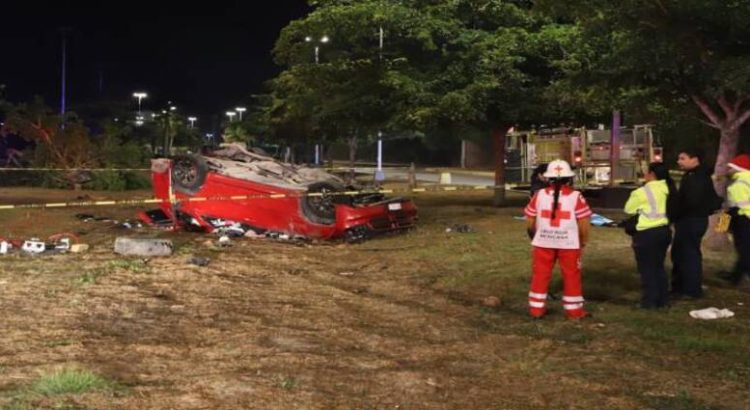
671, 217, 708, 297
633, 226, 672, 308
731, 213, 750, 277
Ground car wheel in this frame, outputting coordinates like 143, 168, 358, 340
171, 154, 208, 195
300, 181, 346, 225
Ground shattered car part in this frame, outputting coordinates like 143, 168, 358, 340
22, 239, 46, 254
140, 144, 417, 241
114, 237, 174, 257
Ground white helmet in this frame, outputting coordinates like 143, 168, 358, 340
543, 159, 576, 178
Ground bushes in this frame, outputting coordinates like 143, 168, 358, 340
85, 171, 151, 191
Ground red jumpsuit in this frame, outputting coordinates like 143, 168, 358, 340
524, 186, 592, 319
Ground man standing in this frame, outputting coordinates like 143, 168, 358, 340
671, 149, 723, 298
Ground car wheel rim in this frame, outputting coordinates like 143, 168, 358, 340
173, 159, 197, 186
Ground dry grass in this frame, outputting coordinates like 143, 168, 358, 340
0, 187, 747, 409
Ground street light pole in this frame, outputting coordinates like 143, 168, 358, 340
235, 107, 246, 121
188, 116, 197, 128
226, 111, 237, 122
60, 28, 69, 124
376, 131, 385, 182
306, 35, 329, 64
132, 92, 148, 116
305, 35, 329, 165
375, 27, 386, 182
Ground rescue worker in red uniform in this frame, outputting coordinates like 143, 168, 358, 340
524, 160, 592, 319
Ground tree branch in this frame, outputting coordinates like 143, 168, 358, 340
699, 120, 722, 130
718, 94, 735, 117
691, 95, 724, 128
734, 96, 749, 113
733, 106, 750, 130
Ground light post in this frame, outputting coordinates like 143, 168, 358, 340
375, 26, 386, 182
305, 35, 330, 64
235, 107, 246, 121
226, 111, 237, 122
188, 116, 197, 128
304, 35, 329, 165
132, 92, 148, 116
375, 131, 385, 182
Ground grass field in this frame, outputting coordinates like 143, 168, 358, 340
0, 187, 747, 409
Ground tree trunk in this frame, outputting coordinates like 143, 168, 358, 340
713, 126, 740, 196
492, 127, 510, 207
705, 126, 741, 249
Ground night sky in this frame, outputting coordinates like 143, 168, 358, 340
0, 1, 311, 122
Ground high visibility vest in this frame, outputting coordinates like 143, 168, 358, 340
624, 180, 669, 231
531, 188, 581, 249
728, 171, 750, 217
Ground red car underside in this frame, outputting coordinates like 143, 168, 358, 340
141, 157, 417, 241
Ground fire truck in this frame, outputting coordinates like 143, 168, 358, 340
506, 125, 663, 185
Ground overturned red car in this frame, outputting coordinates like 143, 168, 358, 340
139, 144, 417, 242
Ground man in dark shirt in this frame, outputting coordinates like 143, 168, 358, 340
671, 149, 723, 298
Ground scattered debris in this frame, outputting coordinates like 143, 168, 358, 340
590, 213, 618, 227
446, 224, 475, 234
218, 235, 232, 247
244, 230, 264, 239
689, 307, 735, 320
482, 296, 502, 308
21, 239, 46, 254
114, 237, 174, 257
188, 256, 211, 267
338, 271, 356, 277
0, 241, 9, 254
70, 244, 90, 253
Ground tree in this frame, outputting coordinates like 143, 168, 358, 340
271, 1, 576, 204
539, 0, 750, 194
2, 98, 94, 170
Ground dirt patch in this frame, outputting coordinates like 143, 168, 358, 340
0, 188, 748, 409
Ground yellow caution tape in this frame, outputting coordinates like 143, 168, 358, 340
0, 184, 518, 211
0, 167, 150, 172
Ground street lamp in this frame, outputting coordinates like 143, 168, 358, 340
235, 107, 246, 121
375, 131, 385, 182
305, 35, 330, 64
304, 35, 330, 164
188, 116, 197, 128
132, 92, 148, 116
226, 111, 237, 122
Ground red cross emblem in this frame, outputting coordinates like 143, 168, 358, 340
554, 165, 564, 174
540, 206, 571, 227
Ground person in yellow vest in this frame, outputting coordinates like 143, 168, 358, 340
624, 162, 677, 309
719, 154, 750, 285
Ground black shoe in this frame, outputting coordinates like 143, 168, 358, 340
718, 271, 743, 286
669, 292, 702, 301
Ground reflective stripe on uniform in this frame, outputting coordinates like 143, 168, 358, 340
641, 184, 667, 219
529, 301, 546, 308
529, 292, 547, 300
563, 303, 584, 310
562, 296, 585, 303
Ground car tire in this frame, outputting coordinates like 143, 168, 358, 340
300, 181, 347, 225
171, 154, 208, 195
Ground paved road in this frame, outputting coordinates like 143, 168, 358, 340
352, 167, 498, 187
